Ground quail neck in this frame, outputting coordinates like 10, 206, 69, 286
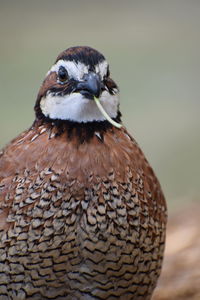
35, 46, 120, 125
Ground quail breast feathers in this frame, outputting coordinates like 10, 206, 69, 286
0, 46, 167, 300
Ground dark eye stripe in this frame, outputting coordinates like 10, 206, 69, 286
106, 68, 110, 77
104, 78, 118, 95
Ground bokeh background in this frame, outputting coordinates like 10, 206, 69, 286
0, 0, 200, 211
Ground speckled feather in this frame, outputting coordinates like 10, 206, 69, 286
0, 122, 167, 300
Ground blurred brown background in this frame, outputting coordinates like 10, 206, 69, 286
0, 0, 200, 211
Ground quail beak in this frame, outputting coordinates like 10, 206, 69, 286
76, 72, 103, 99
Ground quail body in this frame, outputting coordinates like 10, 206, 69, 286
0, 46, 167, 300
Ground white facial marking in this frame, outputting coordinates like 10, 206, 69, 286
47, 59, 108, 81
47, 60, 88, 80
95, 61, 108, 79
40, 90, 119, 122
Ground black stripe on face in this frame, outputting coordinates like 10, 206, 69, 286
47, 81, 76, 97
47, 77, 118, 99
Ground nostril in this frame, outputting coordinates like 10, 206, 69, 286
83, 72, 99, 82
75, 72, 103, 98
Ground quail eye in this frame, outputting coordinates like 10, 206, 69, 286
58, 66, 68, 83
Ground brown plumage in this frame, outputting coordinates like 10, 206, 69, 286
0, 46, 167, 299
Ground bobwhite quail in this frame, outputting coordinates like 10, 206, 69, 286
0, 46, 167, 300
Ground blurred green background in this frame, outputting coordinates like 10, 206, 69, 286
0, 0, 200, 210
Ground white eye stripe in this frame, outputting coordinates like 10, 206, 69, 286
95, 61, 108, 79
46, 60, 88, 80
46, 59, 109, 81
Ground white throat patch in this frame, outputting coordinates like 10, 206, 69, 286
40, 90, 119, 122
